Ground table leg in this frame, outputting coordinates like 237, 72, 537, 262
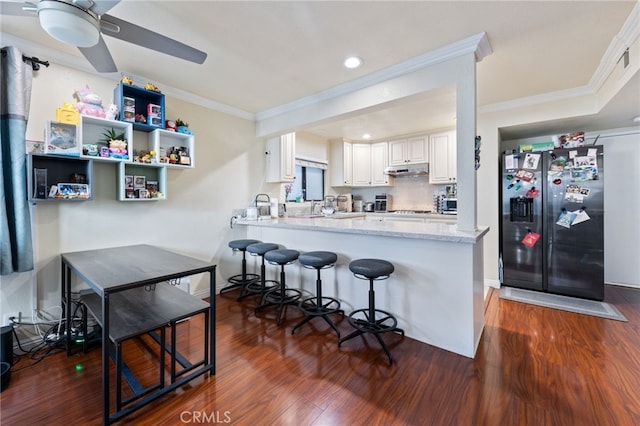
210, 268, 216, 374
62, 263, 72, 356
102, 292, 110, 425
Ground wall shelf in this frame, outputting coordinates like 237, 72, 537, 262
27, 153, 93, 203
117, 162, 167, 201
113, 83, 165, 133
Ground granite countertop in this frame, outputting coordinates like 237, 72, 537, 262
234, 215, 488, 244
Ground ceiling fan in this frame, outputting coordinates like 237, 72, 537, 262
0, 0, 207, 72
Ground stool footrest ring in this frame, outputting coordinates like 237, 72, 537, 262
298, 296, 342, 316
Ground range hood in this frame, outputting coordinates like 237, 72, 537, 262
384, 163, 429, 176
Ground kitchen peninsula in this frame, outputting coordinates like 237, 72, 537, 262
232, 215, 489, 358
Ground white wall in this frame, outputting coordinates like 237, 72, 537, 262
0, 64, 270, 332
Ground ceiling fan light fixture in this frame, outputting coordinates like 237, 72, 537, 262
37, 0, 100, 48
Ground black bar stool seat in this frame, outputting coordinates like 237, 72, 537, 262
291, 251, 343, 338
239, 242, 280, 302
256, 249, 302, 326
220, 239, 261, 295
338, 258, 405, 365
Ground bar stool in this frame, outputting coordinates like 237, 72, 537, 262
291, 251, 343, 338
256, 249, 301, 326
238, 242, 280, 302
338, 258, 405, 365
220, 239, 261, 296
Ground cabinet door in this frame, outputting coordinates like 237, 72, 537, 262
352, 143, 371, 186
407, 136, 427, 164
281, 132, 296, 181
330, 139, 352, 186
265, 132, 295, 183
388, 139, 407, 166
429, 131, 456, 184
371, 142, 390, 186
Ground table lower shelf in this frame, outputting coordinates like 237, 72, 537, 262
81, 283, 210, 342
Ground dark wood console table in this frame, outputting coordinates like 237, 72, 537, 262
61, 244, 216, 425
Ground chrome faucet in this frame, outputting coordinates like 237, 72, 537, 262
311, 200, 322, 215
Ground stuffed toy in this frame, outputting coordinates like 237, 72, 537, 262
73, 85, 106, 118
105, 103, 118, 120
109, 139, 128, 159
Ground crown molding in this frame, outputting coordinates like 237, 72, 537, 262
480, 3, 639, 116
588, 1, 640, 90
0, 32, 255, 121
477, 85, 594, 114
255, 32, 493, 122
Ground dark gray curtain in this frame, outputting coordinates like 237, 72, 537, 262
1, 46, 34, 275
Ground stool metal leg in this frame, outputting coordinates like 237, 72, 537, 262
291, 267, 343, 338
221, 250, 259, 295
339, 278, 404, 365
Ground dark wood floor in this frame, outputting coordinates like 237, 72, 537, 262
2, 285, 639, 425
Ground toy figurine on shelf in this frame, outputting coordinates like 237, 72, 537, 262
175, 118, 193, 135
135, 113, 146, 123
56, 102, 80, 125
105, 104, 118, 121
120, 74, 134, 85
165, 120, 177, 132
144, 82, 161, 93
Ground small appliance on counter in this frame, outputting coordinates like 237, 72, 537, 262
337, 193, 353, 212
374, 194, 392, 212
363, 202, 375, 212
433, 195, 457, 214
353, 199, 364, 212
254, 193, 271, 220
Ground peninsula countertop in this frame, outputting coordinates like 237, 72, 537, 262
234, 214, 489, 244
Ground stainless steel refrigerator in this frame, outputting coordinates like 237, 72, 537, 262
499, 146, 604, 300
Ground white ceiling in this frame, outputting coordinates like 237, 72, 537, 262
1, 0, 639, 141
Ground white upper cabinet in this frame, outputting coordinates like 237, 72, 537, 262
351, 142, 392, 187
265, 132, 296, 183
352, 143, 372, 186
371, 142, 391, 186
429, 130, 457, 184
388, 135, 428, 166
330, 138, 353, 186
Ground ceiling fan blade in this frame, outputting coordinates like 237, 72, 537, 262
0, 1, 37, 16
78, 34, 117, 72
90, 0, 119, 16
100, 14, 207, 64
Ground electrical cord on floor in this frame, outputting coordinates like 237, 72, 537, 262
8, 299, 96, 372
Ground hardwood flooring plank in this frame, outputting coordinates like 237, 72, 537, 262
1, 285, 639, 425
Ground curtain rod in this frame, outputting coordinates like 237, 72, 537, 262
0, 49, 49, 71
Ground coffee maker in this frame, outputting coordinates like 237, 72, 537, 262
374, 194, 392, 212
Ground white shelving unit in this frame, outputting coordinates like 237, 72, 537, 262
80, 115, 133, 163
117, 162, 167, 201
149, 129, 195, 168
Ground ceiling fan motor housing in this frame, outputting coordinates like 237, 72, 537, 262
37, 0, 100, 47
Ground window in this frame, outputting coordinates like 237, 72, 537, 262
286, 159, 326, 202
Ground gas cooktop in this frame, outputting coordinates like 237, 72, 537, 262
387, 210, 432, 214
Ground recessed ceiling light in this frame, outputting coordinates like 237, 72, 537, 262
362, 133, 371, 139
344, 56, 363, 69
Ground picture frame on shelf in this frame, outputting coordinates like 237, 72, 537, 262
133, 175, 146, 189
124, 175, 133, 189
44, 121, 80, 156
137, 188, 149, 199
